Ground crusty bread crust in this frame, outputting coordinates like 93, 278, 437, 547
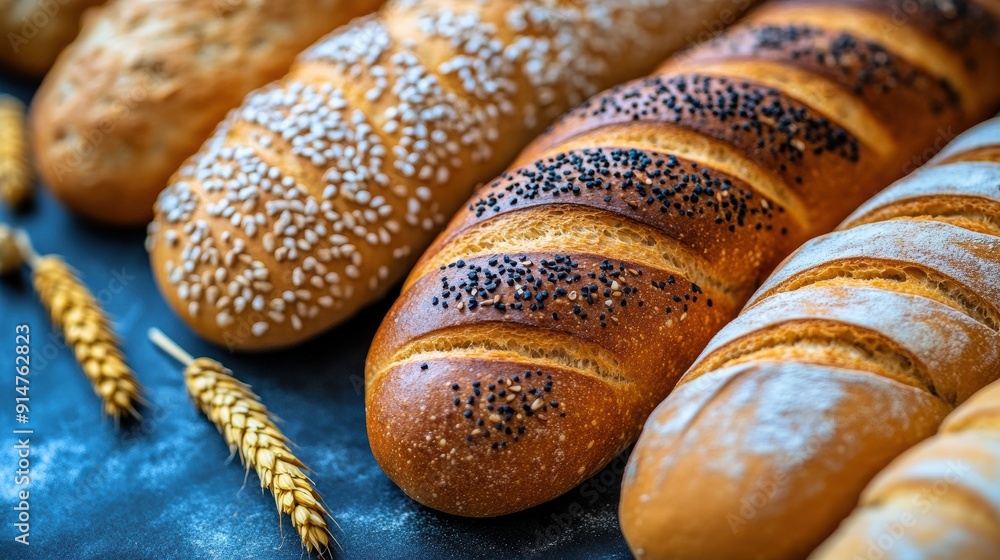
31, 0, 383, 225
369, 0, 1000, 519
811, 378, 1000, 560
623, 75, 1000, 560
0, 0, 104, 76
147, 0, 741, 350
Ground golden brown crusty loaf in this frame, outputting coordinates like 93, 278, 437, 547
31, 0, 384, 225
146, 0, 754, 350
811, 377, 1000, 560
365, 0, 1000, 518
620, 114, 1000, 559
0, 0, 104, 76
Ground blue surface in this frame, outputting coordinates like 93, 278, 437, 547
0, 75, 631, 560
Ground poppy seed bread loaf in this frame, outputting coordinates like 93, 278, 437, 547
366, 0, 1000, 518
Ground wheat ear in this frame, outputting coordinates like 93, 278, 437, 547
0, 223, 22, 275
148, 328, 336, 558
0, 95, 32, 208
12, 231, 143, 423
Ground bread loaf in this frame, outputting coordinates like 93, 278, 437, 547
146, 0, 754, 350
619, 116, 1000, 558
811, 377, 1000, 560
0, 0, 104, 76
364, 0, 1000, 518
31, 0, 384, 225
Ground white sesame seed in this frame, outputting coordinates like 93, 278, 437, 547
155, 0, 666, 342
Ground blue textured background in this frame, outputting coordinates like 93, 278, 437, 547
0, 75, 631, 559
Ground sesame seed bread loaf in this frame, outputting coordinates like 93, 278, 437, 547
810, 376, 1000, 560
365, 0, 1000, 518
0, 0, 105, 76
619, 114, 1000, 558
145, 0, 754, 350
30, 0, 384, 225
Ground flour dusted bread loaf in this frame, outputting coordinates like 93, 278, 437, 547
811, 377, 1000, 560
365, 0, 1000, 518
31, 0, 384, 225
620, 114, 1000, 559
146, 0, 753, 350
0, 0, 104, 76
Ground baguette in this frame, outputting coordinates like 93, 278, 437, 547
619, 116, 1000, 558
365, 0, 1000, 518
146, 0, 755, 350
811, 377, 1000, 560
31, 0, 384, 225
0, 0, 104, 76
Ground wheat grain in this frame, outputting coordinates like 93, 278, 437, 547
15, 232, 143, 423
149, 328, 335, 558
0, 223, 22, 275
0, 95, 32, 208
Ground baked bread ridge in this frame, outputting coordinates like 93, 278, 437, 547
620, 114, 1000, 558
810, 380, 1000, 560
365, 0, 1000, 518
0, 0, 104, 76
147, 0, 750, 351
31, 0, 385, 226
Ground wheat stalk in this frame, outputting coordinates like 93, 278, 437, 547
148, 328, 336, 558
0, 95, 32, 208
12, 231, 143, 423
